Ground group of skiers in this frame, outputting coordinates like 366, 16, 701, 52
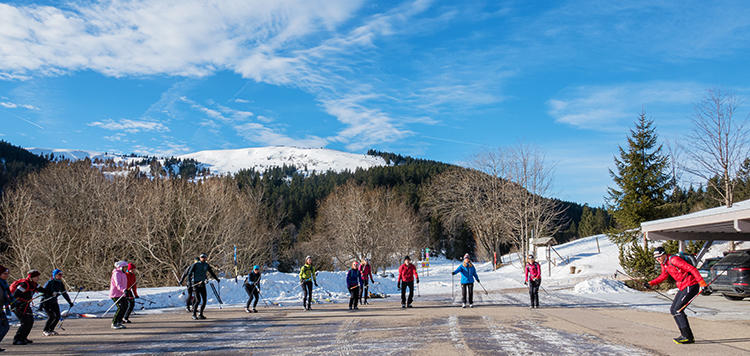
109, 261, 139, 329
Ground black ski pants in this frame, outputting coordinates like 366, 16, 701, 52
186, 286, 195, 310
528, 279, 540, 307
124, 298, 135, 320
42, 301, 61, 332
192, 283, 208, 315
461, 283, 474, 305
349, 286, 360, 309
361, 280, 369, 303
111, 297, 128, 325
301, 281, 313, 308
671, 284, 699, 336
400, 281, 414, 305
13, 311, 33, 342
244, 284, 259, 309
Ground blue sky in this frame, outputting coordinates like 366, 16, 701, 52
2, 0, 750, 206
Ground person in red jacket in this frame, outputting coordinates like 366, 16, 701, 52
646, 246, 707, 344
123, 263, 139, 323
524, 254, 542, 308
397, 256, 419, 308
359, 258, 374, 305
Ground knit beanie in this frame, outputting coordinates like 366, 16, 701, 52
0, 265, 7, 274
28, 269, 40, 278
127, 263, 136, 271
52, 269, 62, 278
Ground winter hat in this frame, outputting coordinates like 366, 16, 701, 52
199, 253, 208, 259
127, 263, 136, 271
27, 269, 40, 278
404, 255, 411, 261
115, 261, 128, 268
52, 269, 62, 278
653, 246, 666, 258
305, 255, 312, 261
253, 265, 260, 270
528, 254, 535, 259
463, 254, 470, 260
0, 265, 7, 274
352, 261, 360, 269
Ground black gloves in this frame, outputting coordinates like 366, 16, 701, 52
397, 282, 401, 289
524, 281, 528, 285
314, 282, 318, 287
416, 278, 419, 284
642, 282, 651, 290
476, 278, 480, 283
69, 302, 74, 307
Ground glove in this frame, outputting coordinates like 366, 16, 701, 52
4, 307, 10, 317
642, 282, 651, 290
700, 286, 708, 294
416, 278, 419, 284
524, 281, 528, 285
476, 278, 480, 283
397, 282, 401, 289
314, 282, 318, 287
69, 302, 74, 307
452, 272, 456, 275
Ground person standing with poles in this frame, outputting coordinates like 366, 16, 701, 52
123, 263, 139, 323
0, 266, 12, 351
109, 261, 129, 330
452, 254, 480, 308
525, 254, 541, 309
645, 246, 707, 344
299, 256, 317, 310
11, 269, 47, 345
347, 261, 363, 310
181, 253, 219, 320
397, 256, 419, 308
359, 258, 374, 305
41, 269, 73, 336
179, 258, 199, 312
244, 266, 262, 313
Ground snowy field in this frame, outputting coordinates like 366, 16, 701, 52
20, 234, 749, 322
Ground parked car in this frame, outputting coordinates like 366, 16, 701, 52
697, 257, 722, 295
707, 250, 750, 300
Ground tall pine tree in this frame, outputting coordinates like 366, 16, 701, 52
607, 111, 672, 229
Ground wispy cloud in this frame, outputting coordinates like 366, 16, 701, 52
0, 101, 39, 110
547, 82, 705, 131
132, 141, 191, 158
235, 99, 250, 103
234, 122, 327, 148
88, 119, 169, 133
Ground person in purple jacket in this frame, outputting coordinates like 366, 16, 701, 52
346, 261, 363, 310
359, 258, 374, 305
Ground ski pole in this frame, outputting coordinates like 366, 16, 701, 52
615, 269, 696, 314
678, 262, 737, 313
101, 274, 142, 317
451, 260, 455, 302
477, 281, 490, 295
59, 287, 83, 331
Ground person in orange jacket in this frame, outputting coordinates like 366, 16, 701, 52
397, 256, 419, 308
646, 246, 707, 344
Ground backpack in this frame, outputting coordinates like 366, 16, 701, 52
676, 252, 698, 267
9, 278, 31, 295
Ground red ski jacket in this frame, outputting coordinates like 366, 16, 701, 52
649, 255, 707, 291
525, 262, 541, 282
359, 264, 374, 283
398, 263, 418, 283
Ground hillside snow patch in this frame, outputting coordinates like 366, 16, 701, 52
574, 278, 634, 294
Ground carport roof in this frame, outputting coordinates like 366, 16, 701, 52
642, 198, 750, 241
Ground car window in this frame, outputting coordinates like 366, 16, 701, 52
718, 252, 750, 266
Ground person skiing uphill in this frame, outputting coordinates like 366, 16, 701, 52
525, 254, 542, 308
397, 256, 419, 308
123, 263, 139, 323
359, 258, 374, 305
244, 266, 262, 313
299, 256, 317, 310
109, 261, 129, 330
41, 269, 73, 335
452, 254, 480, 308
346, 261, 363, 310
182, 253, 220, 320
12, 269, 47, 344
645, 246, 707, 344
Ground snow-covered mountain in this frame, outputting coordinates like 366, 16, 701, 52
26, 146, 388, 176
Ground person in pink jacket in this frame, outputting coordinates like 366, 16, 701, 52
524, 254, 542, 308
109, 261, 129, 330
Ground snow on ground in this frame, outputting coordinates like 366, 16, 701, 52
29, 234, 747, 321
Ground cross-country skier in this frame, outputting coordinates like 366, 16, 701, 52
525, 254, 541, 308
645, 246, 707, 344
180, 258, 199, 312
11, 269, 47, 344
452, 254, 480, 308
347, 261, 363, 310
397, 256, 419, 308
244, 266, 261, 313
183, 253, 219, 320
0, 266, 12, 351
359, 258, 374, 305
110, 261, 129, 330
299, 256, 317, 310
41, 269, 73, 335
123, 263, 139, 323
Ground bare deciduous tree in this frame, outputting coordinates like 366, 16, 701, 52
683, 87, 750, 207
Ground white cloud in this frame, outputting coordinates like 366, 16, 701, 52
257, 115, 273, 123
0, 101, 38, 110
235, 99, 250, 103
88, 119, 169, 133
234, 122, 327, 148
547, 82, 705, 131
132, 142, 191, 158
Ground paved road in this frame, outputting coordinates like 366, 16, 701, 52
6, 292, 750, 355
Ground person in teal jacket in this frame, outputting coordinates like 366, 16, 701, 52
452, 254, 480, 308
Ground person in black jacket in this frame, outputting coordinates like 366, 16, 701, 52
179, 258, 199, 312
0, 265, 12, 352
12, 269, 47, 345
244, 266, 262, 313
180, 253, 219, 320
41, 269, 73, 336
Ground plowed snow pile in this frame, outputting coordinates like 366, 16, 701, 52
574, 278, 634, 294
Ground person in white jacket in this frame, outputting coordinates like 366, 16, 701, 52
109, 261, 129, 329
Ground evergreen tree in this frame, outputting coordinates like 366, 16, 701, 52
606, 111, 672, 229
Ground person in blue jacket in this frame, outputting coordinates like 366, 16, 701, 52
452, 254, 480, 308
346, 261, 363, 310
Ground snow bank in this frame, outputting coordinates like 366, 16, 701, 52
574, 278, 634, 294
